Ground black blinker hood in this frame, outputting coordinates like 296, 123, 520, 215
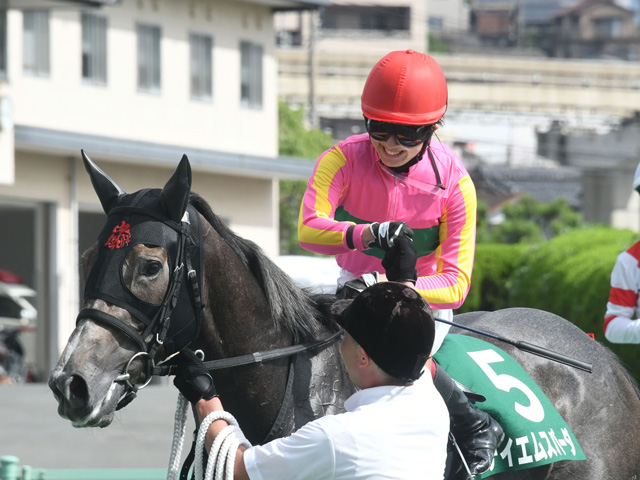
80, 151, 204, 357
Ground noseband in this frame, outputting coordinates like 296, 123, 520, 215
78, 199, 204, 410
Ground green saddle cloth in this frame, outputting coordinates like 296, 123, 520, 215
433, 334, 586, 478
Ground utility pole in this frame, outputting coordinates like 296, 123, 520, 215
308, 7, 322, 129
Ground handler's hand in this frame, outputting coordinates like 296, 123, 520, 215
170, 349, 218, 404
382, 237, 418, 284
368, 221, 414, 250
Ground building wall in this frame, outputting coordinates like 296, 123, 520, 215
576, 3, 636, 40
429, 0, 470, 35
7, 1, 279, 157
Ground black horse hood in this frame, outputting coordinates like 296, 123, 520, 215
81, 151, 204, 356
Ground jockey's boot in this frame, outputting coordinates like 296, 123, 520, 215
434, 363, 504, 477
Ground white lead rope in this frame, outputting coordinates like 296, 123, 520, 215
166, 393, 251, 480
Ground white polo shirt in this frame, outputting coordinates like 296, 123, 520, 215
243, 376, 449, 479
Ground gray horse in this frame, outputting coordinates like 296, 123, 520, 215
49, 154, 640, 479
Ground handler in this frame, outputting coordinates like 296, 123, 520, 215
170, 281, 449, 479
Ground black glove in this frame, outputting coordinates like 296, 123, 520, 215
382, 237, 418, 283
368, 221, 414, 250
170, 349, 218, 403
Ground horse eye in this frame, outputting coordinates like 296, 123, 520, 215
140, 261, 162, 277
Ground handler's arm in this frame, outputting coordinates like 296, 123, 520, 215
195, 397, 250, 480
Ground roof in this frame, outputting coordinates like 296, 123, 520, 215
470, 164, 583, 209
4, 0, 121, 8
15, 125, 316, 181
9, 0, 327, 9
552, 0, 631, 19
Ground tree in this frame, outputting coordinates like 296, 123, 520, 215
278, 102, 334, 254
477, 194, 582, 244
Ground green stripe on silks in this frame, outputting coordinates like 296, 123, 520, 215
433, 334, 586, 478
334, 207, 440, 259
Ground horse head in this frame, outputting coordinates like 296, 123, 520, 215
48, 152, 204, 427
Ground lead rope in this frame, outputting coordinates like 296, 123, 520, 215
167, 394, 190, 480
197, 411, 251, 480
166, 394, 251, 480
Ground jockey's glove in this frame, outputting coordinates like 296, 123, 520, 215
368, 221, 414, 251
170, 348, 218, 404
382, 237, 418, 284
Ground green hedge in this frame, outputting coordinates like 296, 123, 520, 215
456, 226, 640, 380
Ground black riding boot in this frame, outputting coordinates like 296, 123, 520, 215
434, 363, 504, 478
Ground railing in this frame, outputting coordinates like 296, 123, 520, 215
0, 457, 166, 480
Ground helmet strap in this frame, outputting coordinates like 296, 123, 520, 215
389, 140, 429, 174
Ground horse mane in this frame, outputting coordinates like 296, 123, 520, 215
189, 192, 337, 342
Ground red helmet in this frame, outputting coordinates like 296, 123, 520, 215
361, 49, 448, 126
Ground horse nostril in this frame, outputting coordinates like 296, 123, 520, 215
69, 376, 82, 392
67, 375, 89, 407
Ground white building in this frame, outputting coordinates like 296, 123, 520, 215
275, 0, 428, 54
0, 0, 324, 380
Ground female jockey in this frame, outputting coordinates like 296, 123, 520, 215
298, 49, 503, 477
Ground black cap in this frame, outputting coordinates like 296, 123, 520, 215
334, 282, 435, 383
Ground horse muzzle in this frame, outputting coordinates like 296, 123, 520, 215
48, 367, 122, 428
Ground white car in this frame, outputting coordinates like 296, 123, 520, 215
274, 255, 341, 294
0, 281, 37, 381
0, 281, 37, 329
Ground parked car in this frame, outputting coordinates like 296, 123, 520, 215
274, 255, 340, 294
0, 279, 37, 382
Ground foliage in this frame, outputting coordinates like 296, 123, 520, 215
457, 243, 527, 313
278, 102, 334, 254
428, 34, 450, 54
477, 195, 582, 244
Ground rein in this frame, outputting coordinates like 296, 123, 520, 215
151, 329, 343, 376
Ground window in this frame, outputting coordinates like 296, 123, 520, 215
82, 12, 107, 84
23, 10, 50, 76
593, 18, 622, 38
240, 41, 262, 109
0, 9, 7, 79
137, 23, 161, 92
189, 33, 212, 100
429, 17, 444, 31
322, 6, 410, 32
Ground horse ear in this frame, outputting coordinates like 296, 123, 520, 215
160, 154, 192, 223
82, 150, 125, 214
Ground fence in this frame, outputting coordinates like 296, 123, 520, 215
0, 457, 167, 480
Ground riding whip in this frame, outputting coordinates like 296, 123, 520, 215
435, 318, 593, 373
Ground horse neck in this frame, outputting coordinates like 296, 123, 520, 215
197, 219, 294, 443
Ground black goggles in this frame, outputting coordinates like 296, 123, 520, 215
365, 118, 434, 147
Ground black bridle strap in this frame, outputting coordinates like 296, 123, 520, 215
261, 357, 296, 444
152, 329, 343, 376
79, 308, 149, 353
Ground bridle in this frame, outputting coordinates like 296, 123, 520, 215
81, 200, 343, 424
78, 201, 205, 410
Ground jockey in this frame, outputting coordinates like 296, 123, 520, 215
171, 282, 450, 479
297, 49, 503, 476
604, 161, 640, 343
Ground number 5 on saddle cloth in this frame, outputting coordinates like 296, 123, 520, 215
434, 335, 585, 478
